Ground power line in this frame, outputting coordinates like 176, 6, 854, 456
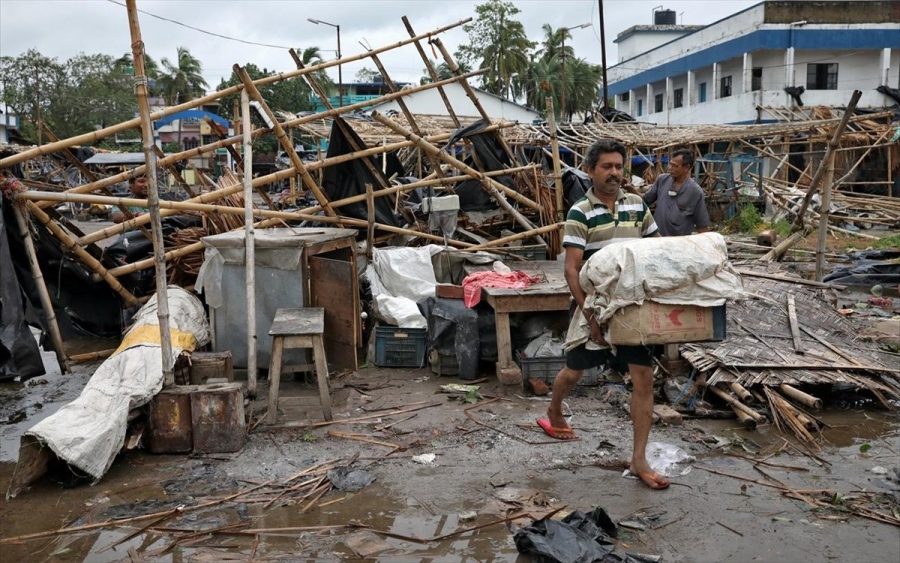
104, 0, 292, 50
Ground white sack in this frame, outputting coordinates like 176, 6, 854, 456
22, 287, 210, 482
566, 233, 745, 351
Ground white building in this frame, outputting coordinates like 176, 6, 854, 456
369, 81, 542, 123
0, 110, 19, 144
607, 1, 900, 125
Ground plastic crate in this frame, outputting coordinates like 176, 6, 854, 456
505, 245, 548, 261
516, 351, 600, 386
375, 327, 427, 368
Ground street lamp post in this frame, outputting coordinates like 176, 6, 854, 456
308, 18, 342, 108
560, 22, 591, 123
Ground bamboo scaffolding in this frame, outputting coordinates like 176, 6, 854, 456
127, 0, 174, 387
0, 18, 474, 170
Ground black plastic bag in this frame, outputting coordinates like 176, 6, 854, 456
514, 508, 646, 563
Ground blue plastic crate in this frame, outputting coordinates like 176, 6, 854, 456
375, 327, 427, 368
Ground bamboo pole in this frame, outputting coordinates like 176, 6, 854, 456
38, 123, 154, 242
465, 223, 564, 251
23, 201, 138, 307
731, 405, 758, 430
815, 145, 836, 281
236, 65, 337, 218
546, 98, 565, 233
708, 385, 764, 422
127, 0, 174, 388
791, 90, 862, 232
12, 203, 69, 374
33, 68, 486, 212
73, 123, 512, 246
0, 18, 473, 170
365, 183, 375, 259
729, 381, 753, 403
779, 383, 823, 410
371, 111, 546, 246
240, 89, 258, 397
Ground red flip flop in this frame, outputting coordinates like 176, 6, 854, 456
630, 468, 670, 490
537, 418, 578, 440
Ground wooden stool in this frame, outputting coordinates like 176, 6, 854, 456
267, 308, 332, 424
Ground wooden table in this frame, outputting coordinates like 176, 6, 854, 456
464, 261, 571, 383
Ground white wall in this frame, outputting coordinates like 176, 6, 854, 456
371, 82, 540, 123
617, 31, 695, 62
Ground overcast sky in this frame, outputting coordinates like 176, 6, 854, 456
1, 0, 759, 90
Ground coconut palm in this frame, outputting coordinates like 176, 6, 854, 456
536, 24, 575, 63
479, 18, 533, 99
113, 52, 160, 96
419, 60, 472, 85
157, 47, 209, 106
295, 46, 335, 96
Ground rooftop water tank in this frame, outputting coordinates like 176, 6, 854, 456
655, 9, 677, 25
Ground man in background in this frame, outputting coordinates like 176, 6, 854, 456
639, 148, 710, 236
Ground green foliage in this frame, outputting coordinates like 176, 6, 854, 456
355, 67, 379, 83
871, 234, 900, 249
769, 218, 792, 237
301, 431, 318, 443
162, 142, 181, 153
733, 204, 764, 233
156, 47, 208, 106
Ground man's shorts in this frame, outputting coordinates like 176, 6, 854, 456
565, 342, 654, 371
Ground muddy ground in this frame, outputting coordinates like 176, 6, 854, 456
1, 335, 899, 563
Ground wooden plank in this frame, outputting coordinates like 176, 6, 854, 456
786, 295, 804, 354
309, 256, 358, 372
269, 308, 325, 336
494, 311, 514, 369
484, 293, 571, 314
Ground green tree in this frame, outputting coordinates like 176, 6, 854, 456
294, 46, 335, 98
113, 52, 161, 96
156, 46, 209, 106
454, 0, 534, 97
419, 59, 472, 85
0, 49, 67, 142
355, 67, 379, 83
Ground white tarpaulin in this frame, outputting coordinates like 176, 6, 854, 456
18, 287, 210, 482
368, 246, 444, 328
566, 233, 745, 351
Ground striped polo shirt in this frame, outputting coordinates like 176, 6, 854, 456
563, 188, 658, 260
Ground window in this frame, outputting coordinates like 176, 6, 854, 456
183, 138, 200, 150
637, 99, 643, 116
655, 93, 664, 113
807, 63, 838, 90
720, 75, 732, 98
674, 88, 684, 108
752, 68, 762, 92
620, 92, 630, 102
699, 82, 707, 103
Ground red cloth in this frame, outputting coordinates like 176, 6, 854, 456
461, 270, 542, 308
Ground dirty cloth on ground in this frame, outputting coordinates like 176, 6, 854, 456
514, 507, 647, 563
21, 288, 210, 481
461, 270, 542, 307
566, 232, 745, 352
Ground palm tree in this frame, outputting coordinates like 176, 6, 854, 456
521, 56, 561, 114
564, 58, 602, 121
419, 60, 472, 85
113, 52, 160, 96
536, 24, 574, 64
479, 18, 532, 99
157, 47, 208, 106
295, 46, 335, 98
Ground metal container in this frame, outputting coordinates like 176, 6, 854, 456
190, 382, 246, 454
148, 388, 193, 453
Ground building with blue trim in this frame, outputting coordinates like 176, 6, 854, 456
607, 1, 900, 125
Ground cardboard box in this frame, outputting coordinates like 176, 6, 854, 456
608, 302, 726, 345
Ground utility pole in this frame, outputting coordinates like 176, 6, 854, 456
599, 0, 610, 116
35, 63, 42, 145
560, 23, 591, 123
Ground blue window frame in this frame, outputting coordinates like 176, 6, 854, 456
699, 82, 707, 103
637, 99, 643, 116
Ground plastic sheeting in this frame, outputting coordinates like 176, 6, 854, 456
0, 198, 43, 380
418, 297, 482, 380
20, 287, 210, 482
567, 233, 745, 352
444, 120, 516, 212
368, 246, 443, 328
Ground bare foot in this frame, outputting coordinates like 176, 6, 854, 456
629, 462, 670, 490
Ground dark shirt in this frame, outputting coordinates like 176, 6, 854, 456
643, 174, 710, 236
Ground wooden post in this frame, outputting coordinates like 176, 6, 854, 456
365, 183, 375, 260
241, 89, 258, 397
126, 0, 174, 388
791, 90, 862, 233
12, 203, 70, 374
815, 140, 836, 281
546, 98, 565, 238
779, 383, 823, 410
235, 65, 338, 218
